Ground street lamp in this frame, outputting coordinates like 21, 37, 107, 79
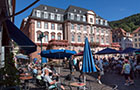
38, 32, 45, 64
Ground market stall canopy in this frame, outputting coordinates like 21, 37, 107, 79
16, 54, 29, 60
41, 49, 76, 59
5, 20, 37, 54
74, 51, 84, 56
121, 47, 137, 54
96, 47, 120, 55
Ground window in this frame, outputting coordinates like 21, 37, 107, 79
57, 14, 61, 21
77, 25, 80, 30
83, 16, 86, 22
96, 36, 99, 42
96, 19, 99, 24
100, 19, 103, 25
36, 10, 41, 17
44, 22, 48, 29
77, 14, 80, 21
105, 20, 108, 26
37, 33, 40, 41
51, 13, 55, 20
101, 37, 104, 43
74, 9, 76, 12
78, 35, 81, 42
135, 38, 137, 42
139, 33, 140, 36
44, 12, 48, 18
37, 21, 41, 28
90, 27, 93, 33
84, 26, 86, 31
45, 35, 48, 42
90, 36, 94, 42
58, 35, 61, 40
101, 29, 104, 33
72, 35, 74, 41
135, 43, 137, 47
51, 23, 55, 30
51, 35, 55, 39
71, 24, 74, 29
57, 24, 62, 30
135, 34, 137, 36
71, 13, 74, 20
96, 28, 99, 33
90, 18, 93, 23
139, 38, 140, 41
139, 43, 140, 47
106, 37, 109, 43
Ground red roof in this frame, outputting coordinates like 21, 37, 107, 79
133, 27, 140, 33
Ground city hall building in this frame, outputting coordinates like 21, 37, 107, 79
20, 5, 119, 60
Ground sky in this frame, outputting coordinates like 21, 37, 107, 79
15, 0, 140, 28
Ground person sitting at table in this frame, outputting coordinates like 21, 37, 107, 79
44, 69, 65, 90
42, 64, 52, 76
36, 70, 42, 80
50, 65, 59, 81
33, 66, 38, 77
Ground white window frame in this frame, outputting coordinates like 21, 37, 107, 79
51, 13, 55, 20
45, 35, 48, 42
72, 35, 75, 41
77, 14, 80, 21
44, 22, 48, 29
37, 21, 41, 28
71, 24, 74, 30
44, 12, 48, 18
36, 10, 41, 17
71, 13, 74, 20
83, 16, 86, 22
78, 35, 81, 42
57, 14, 61, 21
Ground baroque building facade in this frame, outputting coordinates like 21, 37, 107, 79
132, 27, 140, 49
112, 28, 133, 50
20, 5, 118, 60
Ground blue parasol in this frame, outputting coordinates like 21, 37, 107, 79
41, 49, 76, 59
96, 47, 120, 54
82, 38, 97, 73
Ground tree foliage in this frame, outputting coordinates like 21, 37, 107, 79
109, 13, 140, 32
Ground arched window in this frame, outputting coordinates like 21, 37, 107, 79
72, 35, 75, 41
78, 35, 81, 42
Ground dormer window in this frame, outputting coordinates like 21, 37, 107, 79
57, 14, 61, 21
55, 9, 58, 12
51, 13, 55, 20
44, 7, 47, 10
83, 16, 86, 22
36, 10, 41, 17
74, 9, 76, 12
77, 14, 80, 21
79, 10, 82, 13
96, 18, 99, 24
70, 13, 74, 20
44, 12, 48, 18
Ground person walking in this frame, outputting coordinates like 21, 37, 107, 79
121, 60, 133, 86
95, 58, 104, 84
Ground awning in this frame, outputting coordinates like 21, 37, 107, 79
5, 20, 37, 54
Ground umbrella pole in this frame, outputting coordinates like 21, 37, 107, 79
84, 75, 86, 90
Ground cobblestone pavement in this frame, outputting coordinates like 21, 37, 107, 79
29, 67, 140, 90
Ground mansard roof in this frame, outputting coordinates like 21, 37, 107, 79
34, 4, 65, 14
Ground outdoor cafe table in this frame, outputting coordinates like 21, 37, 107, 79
70, 82, 86, 90
20, 73, 33, 90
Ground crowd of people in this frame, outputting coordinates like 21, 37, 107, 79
69, 54, 140, 86
17, 54, 140, 89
